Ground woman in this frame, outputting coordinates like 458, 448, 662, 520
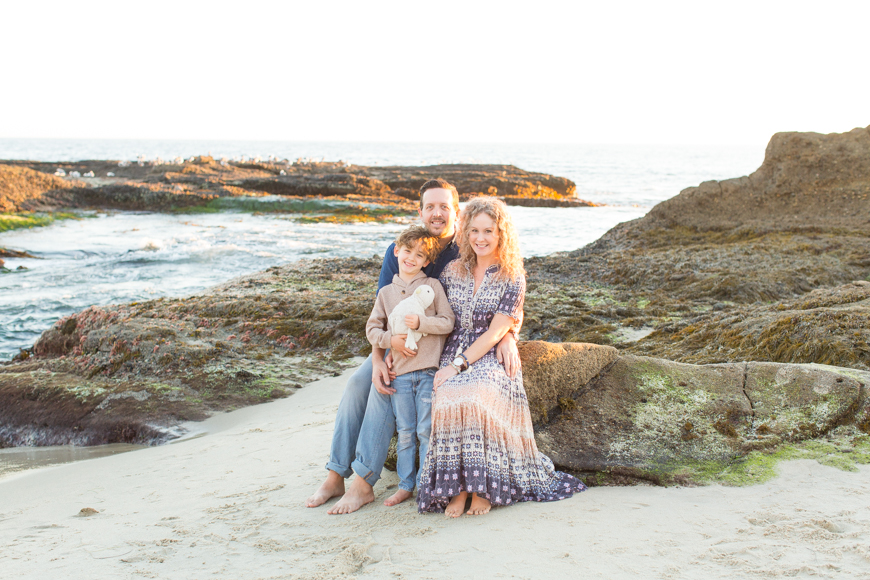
417, 197, 586, 517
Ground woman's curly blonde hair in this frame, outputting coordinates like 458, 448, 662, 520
453, 197, 525, 281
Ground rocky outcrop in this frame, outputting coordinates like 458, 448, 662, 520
642, 125, 870, 233
1, 158, 581, 214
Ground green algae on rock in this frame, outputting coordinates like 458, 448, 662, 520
533, 355, 866, 486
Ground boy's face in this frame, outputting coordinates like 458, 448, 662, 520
394, 240, 431, 277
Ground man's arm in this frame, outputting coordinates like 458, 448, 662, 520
371, 346, 395, 395
366, 291, 398, 395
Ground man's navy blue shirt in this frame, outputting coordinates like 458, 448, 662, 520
377, 239, 459, 294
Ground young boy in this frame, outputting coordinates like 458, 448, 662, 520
364, 225, 455, 506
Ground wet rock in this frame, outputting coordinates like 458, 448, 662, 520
500, 196, 597, 208
239, 174, 393, 198
534, 355, 865, 486
518, 341, 618, 423
0, 248, 38, 258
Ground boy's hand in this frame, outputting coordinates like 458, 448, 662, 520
372, 357, 396, 395
390, 334, 416, 358
404, 314, 420, 330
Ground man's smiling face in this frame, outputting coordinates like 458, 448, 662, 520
419, 188, 457, 239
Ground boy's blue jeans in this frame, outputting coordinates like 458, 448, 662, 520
352, 368, 435, 492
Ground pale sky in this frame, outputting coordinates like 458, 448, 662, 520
3, 0, 868, 145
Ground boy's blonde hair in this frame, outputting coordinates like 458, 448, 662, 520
395, 225, 440, 263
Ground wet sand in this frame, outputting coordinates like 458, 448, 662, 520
2, 368, 869, 579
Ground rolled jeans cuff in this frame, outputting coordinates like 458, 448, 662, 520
351, 458, 380, 487
325, 461, 353, 479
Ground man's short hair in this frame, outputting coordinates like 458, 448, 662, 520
395, 225, 440, 262
419, 177, 460, 216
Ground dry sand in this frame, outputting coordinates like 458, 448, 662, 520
2, 368, 869, 579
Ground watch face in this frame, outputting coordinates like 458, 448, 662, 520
453, 356, 464, 367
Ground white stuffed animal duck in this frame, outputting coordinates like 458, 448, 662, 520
388, 285, 436, 351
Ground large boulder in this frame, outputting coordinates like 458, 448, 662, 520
533, 354, 866, 485
518, 341, 618, 423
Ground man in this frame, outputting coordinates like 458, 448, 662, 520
306, 178, 522, 512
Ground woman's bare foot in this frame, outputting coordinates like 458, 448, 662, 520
445, 492, 468, 518
384, 488, 413, 507
467, 493, 491, 515
306, 470, 345, 508
327, 477, 374, 515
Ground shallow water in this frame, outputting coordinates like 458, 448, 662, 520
0, 443, 145, 481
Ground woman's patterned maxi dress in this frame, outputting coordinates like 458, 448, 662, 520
417, 262, 586, 513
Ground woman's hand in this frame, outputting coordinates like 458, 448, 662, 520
496, 333, 521, 379
404, 314, 420, 330
433, 365, 458, 391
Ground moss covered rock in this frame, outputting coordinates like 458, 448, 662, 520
536, 355, 865, 486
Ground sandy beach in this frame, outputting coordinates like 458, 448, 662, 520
2, 367, 868, 580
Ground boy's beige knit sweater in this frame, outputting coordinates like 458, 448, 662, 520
366, 272, 455, 376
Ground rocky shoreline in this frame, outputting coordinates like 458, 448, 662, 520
0, 157, 590, 220
2, 126, 869, 485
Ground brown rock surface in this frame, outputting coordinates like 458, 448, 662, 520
0, 165, 75, 212
643, 125, 870, 233
518, 341, 618, 423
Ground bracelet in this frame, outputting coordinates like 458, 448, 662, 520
458, 353, 470, 367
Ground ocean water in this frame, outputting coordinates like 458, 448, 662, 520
0, 139, 766, 359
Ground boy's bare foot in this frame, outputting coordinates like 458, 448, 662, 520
327, 478, 374, 515
445, 492, 468, 518
384, 488, 413, 507
306, 470, 345, 508
467, 493, 491, 516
